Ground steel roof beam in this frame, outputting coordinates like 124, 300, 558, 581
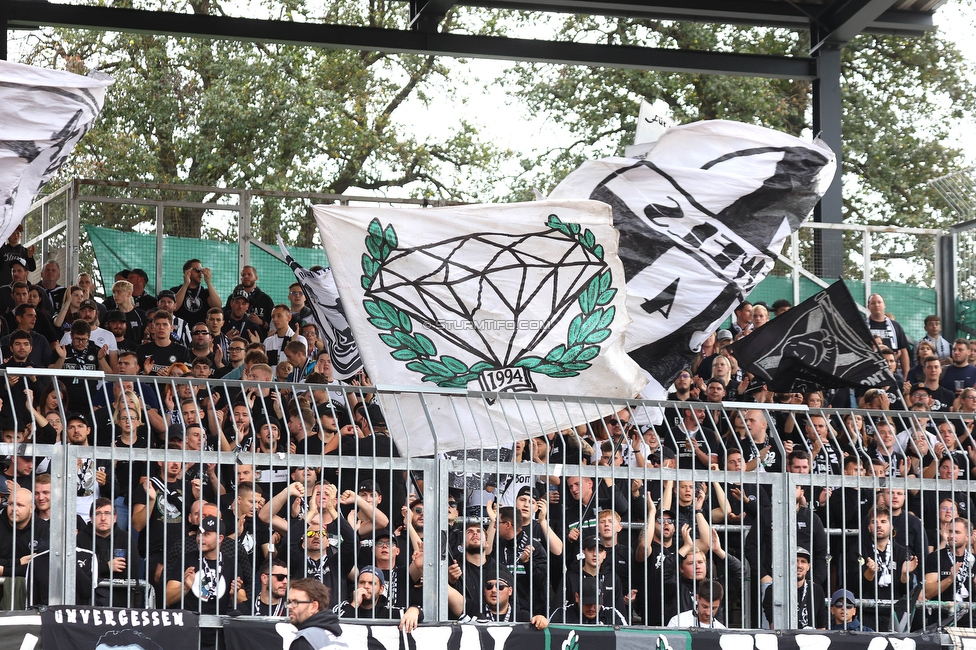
5, 0, 816, 78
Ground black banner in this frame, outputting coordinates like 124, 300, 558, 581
221, 620, 943, 650
40, 607, 198, 650
0, 613, 42, 650
729, 281, 897, 392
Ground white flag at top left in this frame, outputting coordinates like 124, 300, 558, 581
0, 60, 113, 243
313, 200, 647, 456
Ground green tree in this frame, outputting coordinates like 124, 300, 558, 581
501, 15, 976, 282
21, 1, 506, 245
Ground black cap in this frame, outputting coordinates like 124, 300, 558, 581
579, 576, 602, 604
66, 412, 91, 428
482, 565, 514, 589
157, 290, 177, 301
199, 515, 224, 535
374, 528, 397, 546
257, 417, 282, 433
910, 383, 933, 395
516, 485, 533, 500
167, 424, 185, 441
130, 268, 148, 281
358, 479, 382, 496
104, 310, 126, 323
230, 289, 250, 302
78, 298, 98, 311
581, 534, 600, 550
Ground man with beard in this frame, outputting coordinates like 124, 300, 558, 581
334, 564, 423, 628
278, 482, 356, 602
287, 578, 351, 649
762, 547, 826, 629
924, 516, 976, 628
476, 566, 548, 628
494, 505, 548, 616
166, 516, 244, 648
851, 505, 916, 631
249, 559, 288, 616
668, 580, 727, 628
446, 518, 495, 617
225, 266, 273, 334
51, 320, 113, 413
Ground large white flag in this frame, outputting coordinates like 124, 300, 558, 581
549, 120, 836, 398
277, 234, 364, 380
0, 61, 112, 243
312, 200, 647, 455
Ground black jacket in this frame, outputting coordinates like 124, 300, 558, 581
291, 610, 345, 650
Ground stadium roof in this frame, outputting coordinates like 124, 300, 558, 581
1, 0, 948, 76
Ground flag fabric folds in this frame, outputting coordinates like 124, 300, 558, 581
277, 234, 364, 380
0, 60, 112, 243
312, 200, 647, 456
548, 120, 836, 398
728, 281, 897, 392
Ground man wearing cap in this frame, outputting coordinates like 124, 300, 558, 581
566, 533, 622, 619
668, 579, 727, 628
59, 298, 119, 372
344, 480, 389, 563
136, 310, 190, 375
475, 566, 547, 628
335, 564, 423, 626
223, 289, 264, 342
125, 269, 156, 312
156, 290, 191, 347
762, 548, 826, 629
829, 589, 873, 631
64, 411, 114, 522
166, 514, 245, 621
549, 574, 627, 625
170, 259, 222, 327
103, 309, 135, 355
224, 265, 273, 333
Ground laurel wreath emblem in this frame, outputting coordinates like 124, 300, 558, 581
360, 215, 616, 389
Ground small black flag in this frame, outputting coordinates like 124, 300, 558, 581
728, 281, 897, 392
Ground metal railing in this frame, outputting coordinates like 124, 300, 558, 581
3, 371, 976, 637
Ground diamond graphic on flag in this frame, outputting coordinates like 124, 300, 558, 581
371, 229, 607, 366
360, 214, 618, 390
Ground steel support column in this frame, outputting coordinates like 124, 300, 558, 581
812, 45, 845, 280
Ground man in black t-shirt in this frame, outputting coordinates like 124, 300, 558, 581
924, 516, 976, 628
50, 320, 112, 414
136, 310, 190, 374
171, 259, 222, 326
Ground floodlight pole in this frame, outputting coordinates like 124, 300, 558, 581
811, 44, 845, 281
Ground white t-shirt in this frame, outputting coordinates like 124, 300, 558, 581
61, 326, 118, 353
667, 609, 727, 628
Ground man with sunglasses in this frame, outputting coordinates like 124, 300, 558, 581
171, 259, 222, 326
251, 558, 289, 616
477, 566, 548, 629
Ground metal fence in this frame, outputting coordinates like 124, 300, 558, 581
3, 370, 976, 637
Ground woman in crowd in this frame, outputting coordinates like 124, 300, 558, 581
54, 285, 86, 331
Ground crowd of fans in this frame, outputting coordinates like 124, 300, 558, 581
2, 229, 976, 637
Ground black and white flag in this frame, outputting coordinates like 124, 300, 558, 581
278, 233, 364, 380
0, 61, 112, 243
312, 200, 646, 455
728, 281, 897, 392
549, 120, 836, 397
